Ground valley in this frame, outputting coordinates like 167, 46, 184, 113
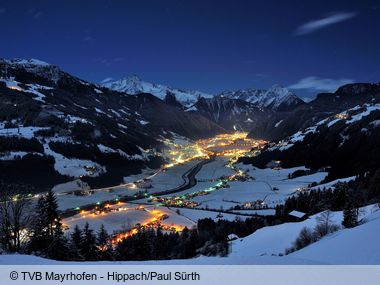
51, 132, 330, 245
1, 58, 380, 265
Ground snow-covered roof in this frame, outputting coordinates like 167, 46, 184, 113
288, 210, 307, 218
227, 234, 239, 241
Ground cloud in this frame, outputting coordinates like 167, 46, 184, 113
288, 76, 354, 92
0, 8, 5, 15
95, 57, 125, 66
295, 12, 357, 35
101, 77, 114, 84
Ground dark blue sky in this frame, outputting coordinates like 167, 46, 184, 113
0, 0, 379, 97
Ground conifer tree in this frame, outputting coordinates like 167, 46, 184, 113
70, 225, 83, 260
97, 224, 113, 260
47, 220, 70, 260
342, 202, 359, 228
29, 189, 61, 254
80, 222, 99, 261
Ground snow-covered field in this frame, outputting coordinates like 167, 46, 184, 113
192, 165, 327, 210
195, 157, 235, 180
0, 126, 49, 138
144, 161, 198, 191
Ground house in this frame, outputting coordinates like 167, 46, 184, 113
266, 160, 282, 169
288, 210, 307, 220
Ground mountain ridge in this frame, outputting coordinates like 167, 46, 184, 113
101, 75, 305, 111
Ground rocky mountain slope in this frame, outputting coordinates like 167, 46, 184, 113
187, 96, 271, 131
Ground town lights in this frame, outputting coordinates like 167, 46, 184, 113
127, 183, 137, 189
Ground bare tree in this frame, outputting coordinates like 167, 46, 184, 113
0, 183, 32, 252
314, 210, 339, 238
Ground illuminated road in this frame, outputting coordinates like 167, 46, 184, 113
160, 155, 215, 196
60, 157, 215, 219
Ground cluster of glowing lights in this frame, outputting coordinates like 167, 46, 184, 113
157, 133, 266, 173
70, 202, 184, 244
7, 85, 23, 91
335, 113, 349, 120
196, 132, 266, 158
111, 208, 184, 244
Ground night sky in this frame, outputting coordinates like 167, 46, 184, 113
0, 0, 379, 98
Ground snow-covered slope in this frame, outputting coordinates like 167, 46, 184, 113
268, 103, 380, 152
289, 205, 380, 264
229, 204, 380, 264
101, 75, 213, 107
219, 84, 304, 111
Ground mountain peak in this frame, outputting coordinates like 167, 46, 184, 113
267, 83, 287, 92
1, 58, 51, 67
219, 85, 303, 111
101, 75, 213, 106
124, 74, 141, 81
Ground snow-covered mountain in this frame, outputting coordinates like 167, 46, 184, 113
102, 77, 304, 111
247, 83, 380, 141
0, 58, 223, 189
242, 100, 380, 181
219, 84, 304, 111
101, 75, 213, 107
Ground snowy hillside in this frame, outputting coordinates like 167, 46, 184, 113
268, 103, 380, 152
230, 204, 380, 264
101, 75, 213, 106
219, 84, 304, 111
